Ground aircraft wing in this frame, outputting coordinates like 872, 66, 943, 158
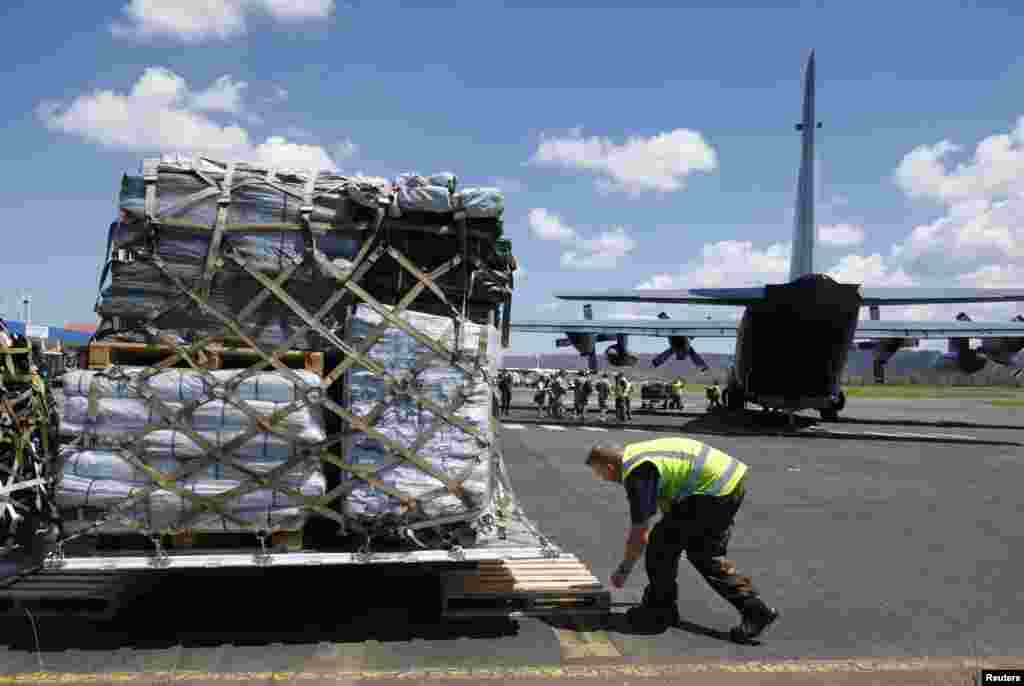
553, 288, 765, 306
554, 287, 1024, 307
860, 288, 1024, 305
855, 319, 1024, 339
510, 319, 739, 338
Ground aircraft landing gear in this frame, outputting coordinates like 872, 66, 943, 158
723, 386, 745, 412
819, 391, 845, 422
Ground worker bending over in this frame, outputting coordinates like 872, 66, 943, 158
587, 439, 778, 642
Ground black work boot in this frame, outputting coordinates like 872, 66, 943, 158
730, 600, 779, 643
626, 588, 680, 632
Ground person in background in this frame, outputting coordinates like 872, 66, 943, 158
596, 373, 612, 422
498, 371, 513, 416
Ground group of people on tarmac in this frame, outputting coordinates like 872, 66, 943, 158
527, 370, 635, 423
494, 367, 728, 420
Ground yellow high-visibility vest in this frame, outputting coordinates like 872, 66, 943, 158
621, 437, 747, 512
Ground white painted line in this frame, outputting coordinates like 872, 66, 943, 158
808, 427, 983, 442
623, 429, 646, 433
580, 427, 608, 432
541, 425, 568, 431
501, 423, 526, 429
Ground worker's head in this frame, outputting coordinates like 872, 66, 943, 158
586, 443, 625, 483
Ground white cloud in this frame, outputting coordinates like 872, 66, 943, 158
826, 254, 914, 287
891, 117, 1024, 284
189, 75, 247, 114
112, 0, 335, 42
253, 136, 335, 170
527, 208, 635, 270
531, 127, 717, 194
560, 227, 637, 270
527, 208, 577, 244
40, 68, 343, 171
332, 139, 359, 160
819, 223, 865, 247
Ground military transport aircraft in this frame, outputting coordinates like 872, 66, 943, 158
511, 50, 1024, 420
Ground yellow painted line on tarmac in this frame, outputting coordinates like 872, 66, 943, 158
551, 625, 621, 660
4, 658, 1024, 682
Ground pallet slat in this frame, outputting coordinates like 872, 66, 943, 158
440, 557, 610, 619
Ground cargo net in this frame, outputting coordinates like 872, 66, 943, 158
0, 327, 61, 554
57, 156, 515, 551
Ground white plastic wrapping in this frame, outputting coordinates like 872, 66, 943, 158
454, 187, 505, 219
342, 305, 497, 523
60, 447, 314, 484
344, 176, 394, 210
60, 396, 326, 444
57, 466, 326, 532
394, 174, 452, 214
63, 368, 323, 404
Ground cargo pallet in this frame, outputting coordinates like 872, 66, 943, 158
440, 555, 610, 619
0, 566, 162, 621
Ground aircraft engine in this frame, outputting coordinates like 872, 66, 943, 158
934, 349, 988, 374
650, 312, 709, 370
969, 313, 1024, 377
856, 337, 918, 383
933, 313, 987, 374
605, 334, 638, 367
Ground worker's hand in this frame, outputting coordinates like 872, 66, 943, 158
610, 572, 627, 589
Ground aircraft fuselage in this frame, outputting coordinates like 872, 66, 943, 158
728, 274, 860, 413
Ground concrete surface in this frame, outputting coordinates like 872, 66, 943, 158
0, 394, 1021, 684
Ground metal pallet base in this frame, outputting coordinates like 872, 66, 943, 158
0, 568, 161, 621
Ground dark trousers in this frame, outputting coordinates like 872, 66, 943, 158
643, 478, 761, 613
500, 389, 511, 415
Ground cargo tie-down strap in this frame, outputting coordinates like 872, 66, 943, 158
0, 342, 58, 547
71, 158, 504, 546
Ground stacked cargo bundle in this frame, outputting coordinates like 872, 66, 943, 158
98, 157, 513, 348
53, 155, 518, 552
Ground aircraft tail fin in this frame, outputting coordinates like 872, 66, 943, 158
789, 49, 817, 281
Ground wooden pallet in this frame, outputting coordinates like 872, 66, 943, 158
440, 557, 610, 619
87, 341, 325, 375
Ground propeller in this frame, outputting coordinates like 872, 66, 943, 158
555, 304, 600, 372
650, 312, 709, 371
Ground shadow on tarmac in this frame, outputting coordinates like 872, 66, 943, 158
544, 612, 741, 644
0, 568, 521, 652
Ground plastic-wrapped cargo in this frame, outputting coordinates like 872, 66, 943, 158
341, 304, 497, 526
60, 396, 326, 443
393, 173, 452, 214
57, 465, 326, 533
453, 188, 504, 219
63, 367, 323, 404
118, 156, 358, 230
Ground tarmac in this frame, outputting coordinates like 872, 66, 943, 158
0, 390, 1022, 684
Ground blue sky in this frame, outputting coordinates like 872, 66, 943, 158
3, 1, 1024, 357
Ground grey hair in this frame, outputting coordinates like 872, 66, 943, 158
586, 443, 625, 467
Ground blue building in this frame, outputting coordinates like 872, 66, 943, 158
2, 319, 93, 347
